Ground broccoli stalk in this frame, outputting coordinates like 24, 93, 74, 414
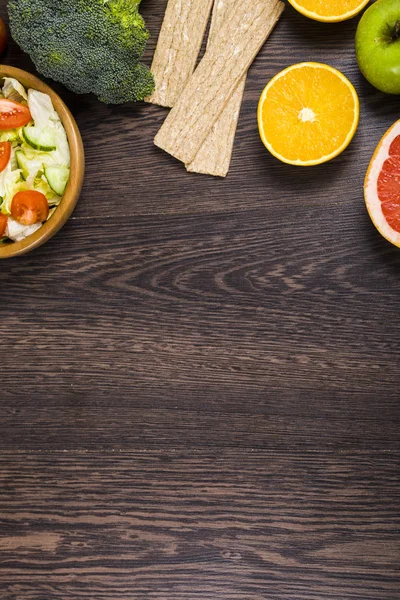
8, 0, 155, 104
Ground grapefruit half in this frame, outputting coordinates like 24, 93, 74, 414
365, 120, 400, 247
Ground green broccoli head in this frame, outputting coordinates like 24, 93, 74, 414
8, 0, 155, 103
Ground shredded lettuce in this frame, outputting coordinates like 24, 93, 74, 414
0, 127, 24, 143
5, 217, 41, 241
10, 150, 18, 171
17, 145, 45, 182
0, 157, 24, 215
27, 89, 58, 130
50, 121, 70, 167
2, 77, 28, 103
27, 90, 70, 167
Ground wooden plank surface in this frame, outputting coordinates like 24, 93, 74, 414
1, 451, 399, 600
0, 0, 399, 598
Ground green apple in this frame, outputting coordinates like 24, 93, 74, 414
356, 0, 400, 94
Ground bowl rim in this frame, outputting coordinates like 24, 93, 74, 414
0, 65, 84, 259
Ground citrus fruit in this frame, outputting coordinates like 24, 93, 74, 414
257, 62, 359, 166
288, 0, 369, 22
364, 120, 400, 247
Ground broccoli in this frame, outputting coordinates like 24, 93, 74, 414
8, 0, 155, 104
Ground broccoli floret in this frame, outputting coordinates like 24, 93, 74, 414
8, 0, 155, 104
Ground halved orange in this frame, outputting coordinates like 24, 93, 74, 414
258, 62, 359, 166
288, 0, 369, 22
364, 120, 400, 248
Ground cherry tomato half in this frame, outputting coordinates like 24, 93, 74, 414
0, 141, 11, 173
0, 213, 7, 237
0, 19, 7, 58
0, 99, 31, 130
11, 190, 49, 226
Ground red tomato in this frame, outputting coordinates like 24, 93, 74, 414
0, 141, 11, 172
0, 213, 7, 237
11, 191, 49, 226
0, 99, 31, 130
0, 19, 7, 57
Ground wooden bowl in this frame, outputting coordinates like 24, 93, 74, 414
0, 65, 84, 259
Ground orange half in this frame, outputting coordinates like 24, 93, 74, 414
258, 62, 359, 167
288, 0, 370, 22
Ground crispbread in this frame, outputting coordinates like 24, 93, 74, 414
154, 0, 285, 164
145, 0, 214, 108
185, 81, 246, 177
186, 0, 247, 177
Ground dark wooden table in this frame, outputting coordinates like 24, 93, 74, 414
1, 1, 400, 598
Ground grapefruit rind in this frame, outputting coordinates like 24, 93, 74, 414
364, 120, 400, 248
287, 0, 370, 22
257, 62, 360, 167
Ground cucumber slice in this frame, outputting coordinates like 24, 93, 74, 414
15, 150, 31, 180
44, 166, 69, 196
23, 126, 56, 151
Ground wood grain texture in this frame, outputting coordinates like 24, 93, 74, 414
1, 208, 400, 450
0, 0, 400, 598
1, 451, 399, 600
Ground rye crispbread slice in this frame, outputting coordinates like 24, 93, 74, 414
186, 0, 247, 177
145, 0, 214, 108
154, 0, 285, 165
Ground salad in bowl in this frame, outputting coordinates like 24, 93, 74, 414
0, 76, 70, 244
